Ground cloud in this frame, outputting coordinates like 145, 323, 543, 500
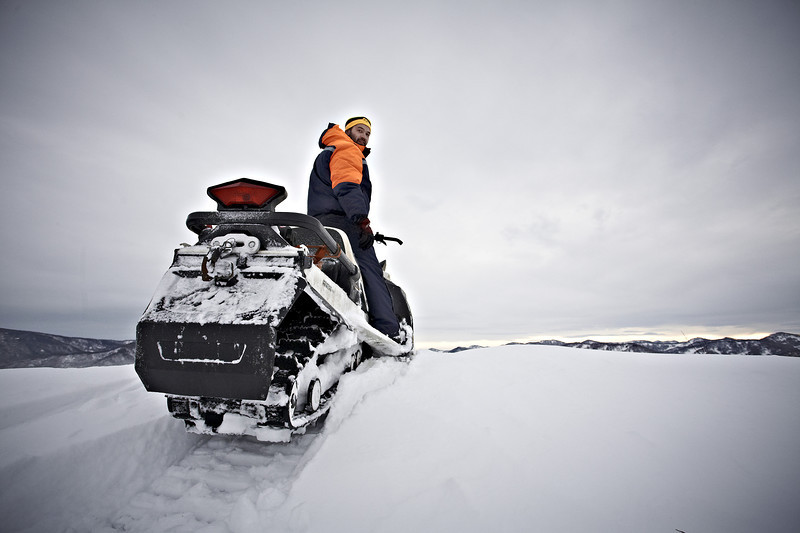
1, 1, 798, 345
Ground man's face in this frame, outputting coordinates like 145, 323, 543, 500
347, 124, 371, 147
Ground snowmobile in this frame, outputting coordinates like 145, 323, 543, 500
135, 178, 412, 441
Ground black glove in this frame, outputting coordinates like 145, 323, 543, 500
355, 216, 374, 249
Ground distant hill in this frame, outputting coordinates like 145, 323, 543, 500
0, 328, 135, 368
441, 332, 800, 356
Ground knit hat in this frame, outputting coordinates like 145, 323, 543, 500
345, 116, 371, 131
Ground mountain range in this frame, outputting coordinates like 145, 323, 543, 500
0, 328, 135, 368
445, 332, 800, 356
1, 328, 798, 369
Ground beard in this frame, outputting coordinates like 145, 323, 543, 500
347, 131, 367, 146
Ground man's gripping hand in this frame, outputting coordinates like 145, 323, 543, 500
355, 216, 374, 249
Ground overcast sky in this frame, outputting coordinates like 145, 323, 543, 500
1, 0, 798, 348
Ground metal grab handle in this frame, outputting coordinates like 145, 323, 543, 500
186, 211, 357, 276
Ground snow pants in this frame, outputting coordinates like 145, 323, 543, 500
315, 214, 400, 337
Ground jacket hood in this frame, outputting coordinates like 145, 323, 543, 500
319, 123, 371, 157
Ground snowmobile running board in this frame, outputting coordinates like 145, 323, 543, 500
304, 263, 411, 358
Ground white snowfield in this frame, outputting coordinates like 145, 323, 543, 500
1, 346, 798, 533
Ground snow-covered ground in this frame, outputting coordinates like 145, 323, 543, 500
1, 346, 798, 533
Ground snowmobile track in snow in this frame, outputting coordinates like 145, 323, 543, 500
102, 427, 324, 532
88, 357, 411, 532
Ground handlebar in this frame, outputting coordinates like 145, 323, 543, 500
374, 232, 403, 246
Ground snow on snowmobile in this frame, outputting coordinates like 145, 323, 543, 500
135, 178, 413, 441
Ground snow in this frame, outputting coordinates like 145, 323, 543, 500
142, 248, 302, 326
1, 347, 799, 532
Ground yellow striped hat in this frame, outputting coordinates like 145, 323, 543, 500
345, 116, 371, 131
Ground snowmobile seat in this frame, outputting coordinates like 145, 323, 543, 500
281, 226, 361, 301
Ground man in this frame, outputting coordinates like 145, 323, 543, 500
307, 116, 401, 340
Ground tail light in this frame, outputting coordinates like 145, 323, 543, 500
207, 178, 288, 211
